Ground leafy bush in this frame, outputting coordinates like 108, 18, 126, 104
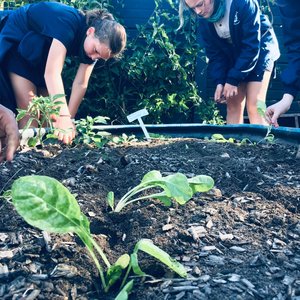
66, 0, 220, 124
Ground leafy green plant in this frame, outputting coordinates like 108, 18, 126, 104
74, 115, 111, 148
74, 0, 220, 124
206, 134, 253, 145
16, 95, 64, 147
11, 175, 187, 296
107, 170, 214, 212
208, 134, 235, 144
111, 133, 138, 144
257, 100, 275, 143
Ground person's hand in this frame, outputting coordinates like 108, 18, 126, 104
53, 115, 76, 144
0, 105, 20, 162
214, 84, 226, 103
265, 94, 294, 127
223, 83, 238, 99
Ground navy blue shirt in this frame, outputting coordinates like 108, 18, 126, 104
278, 0, 300, 98
197, 0, 280, 87
0, 2, 94, 66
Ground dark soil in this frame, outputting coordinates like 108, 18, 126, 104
0, 138, 299, 300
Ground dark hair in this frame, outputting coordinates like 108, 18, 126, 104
85, 9, 126, 57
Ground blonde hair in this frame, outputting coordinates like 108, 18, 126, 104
177, 0, 189, 30
85, 9, 127, 57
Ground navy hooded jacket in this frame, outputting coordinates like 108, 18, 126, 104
0, 2, 94, 66
277, 0, 300, 98
0, 2, 94, 111
197, 0, 280, 87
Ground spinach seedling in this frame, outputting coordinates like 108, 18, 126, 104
11, 175, 187, 295
16, 95, 64, 147
207, 134, 255, 146
257, 100, 275, 143
111, 133, 138, 144
107, 170, 214, 212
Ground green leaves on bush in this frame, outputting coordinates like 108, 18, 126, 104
16, 95, 64, 147
75, 115, 111, 148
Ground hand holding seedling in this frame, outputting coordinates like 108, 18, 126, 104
257, 100, 275, 142
53, 114, 76, 144
265, 94, 294, 127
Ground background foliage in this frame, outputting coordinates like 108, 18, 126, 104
1, 0, 273, 124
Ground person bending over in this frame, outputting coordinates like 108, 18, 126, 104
178, 0, 280, 125
0, 2, 126, 143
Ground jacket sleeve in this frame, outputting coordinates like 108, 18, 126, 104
198, 24, 228, 86
279, 3, 300, 98
226, 0, 261, 86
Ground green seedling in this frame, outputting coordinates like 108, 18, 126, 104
16, 95, 64, 147
115, 280, 134, 300
257, 100, 275, 143
111, 133, 138, 144
75, 116, 111, 148
207, 134, 255, 146
11, 175, 187, 296
208, 134, 235, 144
107, 170, 214, 212
149, 133, 170, 139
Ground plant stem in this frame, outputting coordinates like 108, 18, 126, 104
90, 236, 111, 268
115, 185, 156, 212
120, 263, 132, 289
85, 244, 107, 289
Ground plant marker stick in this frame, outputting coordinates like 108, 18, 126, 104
127, 109, 151, 141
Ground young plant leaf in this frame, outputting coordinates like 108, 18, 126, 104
11, 175, 110, 290
151, 193, 172, 206
27, 137, 38, 148
107, 191, 115, 210
257, 100, 267, 117
11, 175, 89, 235
114, 280, 134, 300
140, 172, 193, 205
141, 170, 162, 183
106, 254, 130, 290
133, 239, 187, 278
114, 170, 214, 212
188, 175, 215, 193
130, 253, 146, 276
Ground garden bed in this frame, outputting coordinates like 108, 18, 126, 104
0, 138, 299, 300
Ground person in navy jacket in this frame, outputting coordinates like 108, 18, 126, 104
178, 0, 280, 124
0, 2, 126, 144
266, 0, 300, 127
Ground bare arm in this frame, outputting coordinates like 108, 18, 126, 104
44, 38, 75, 143
68, 63, 95, 118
